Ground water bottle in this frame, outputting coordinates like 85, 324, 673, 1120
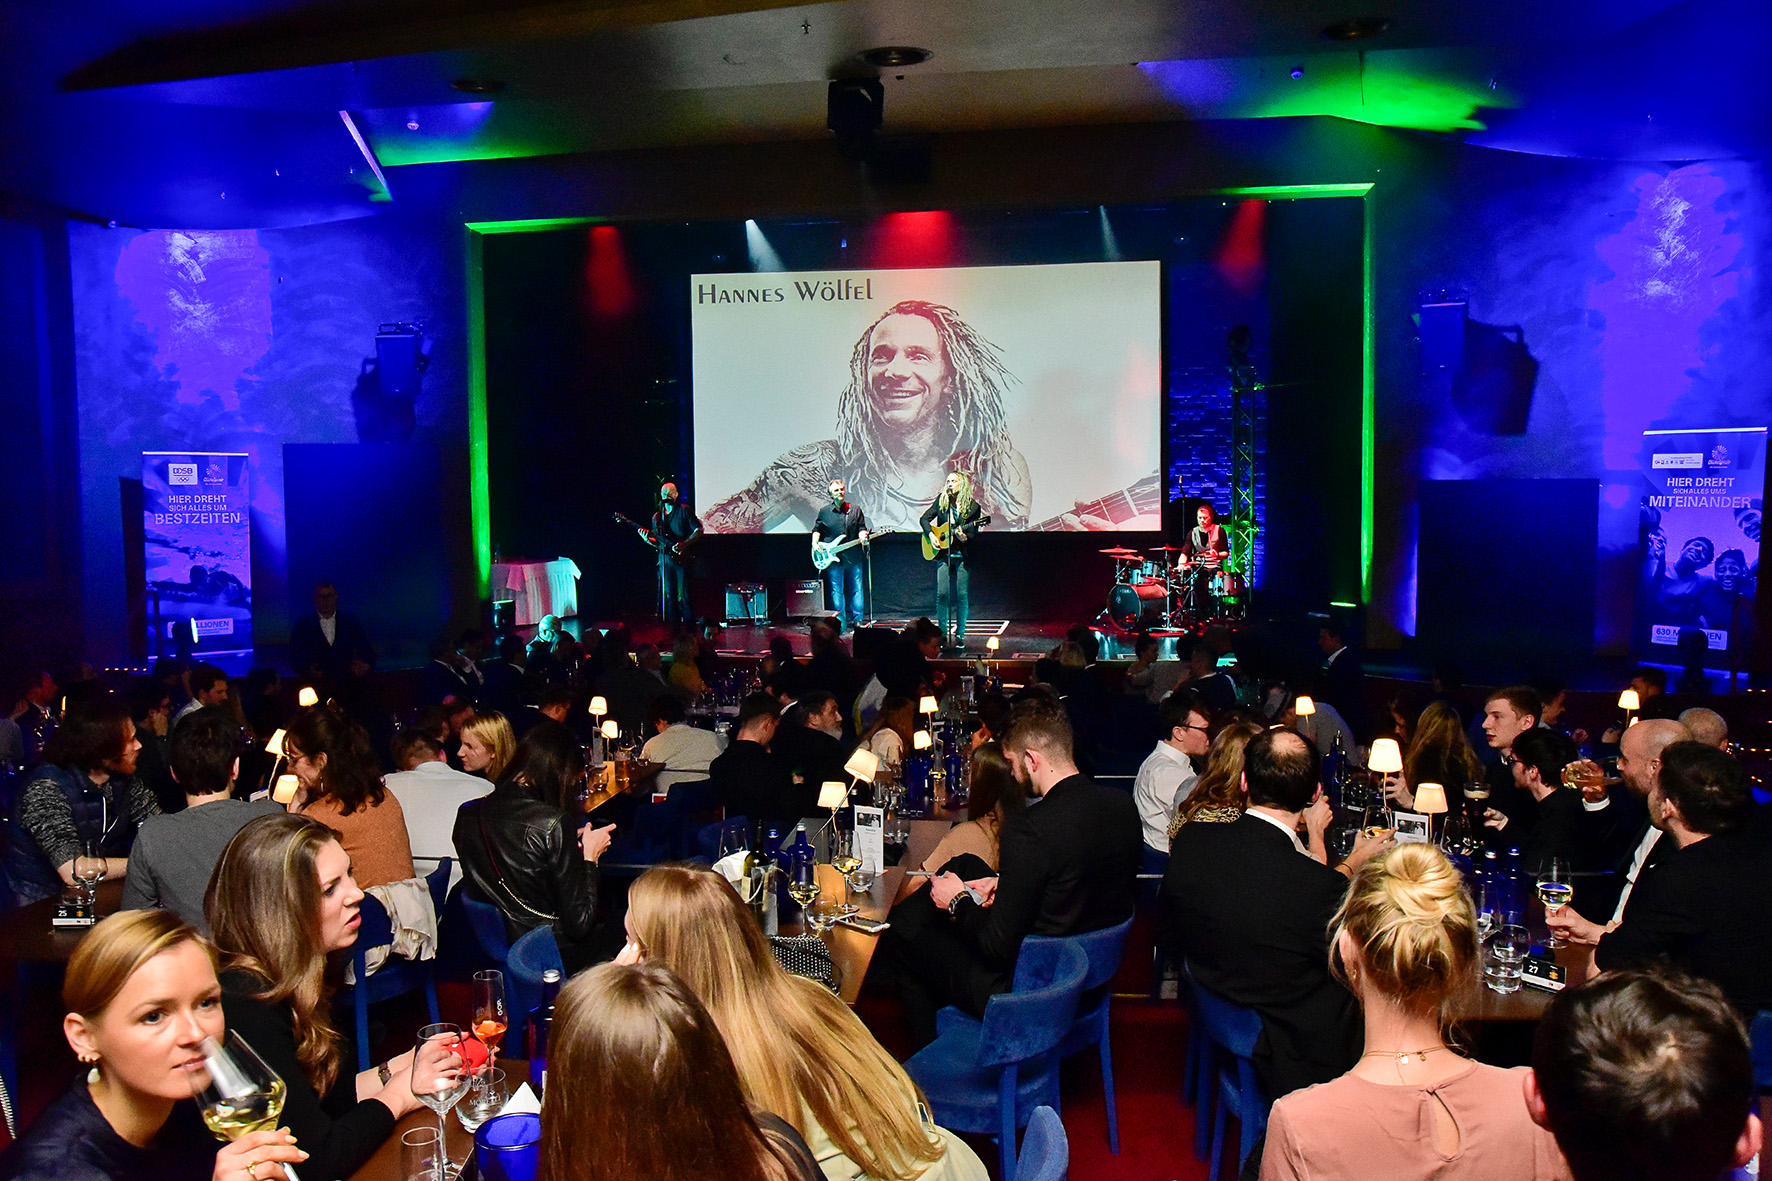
528, 968, 562, 1095
1479, 850, 1501, 937
1501, 847, 1526, 927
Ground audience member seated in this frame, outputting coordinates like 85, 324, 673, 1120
641, 695, 728, 794
1125, 631, 1187, 705
858, 695, 916, 769
881, 697, 1140, 1046
1387, 701, 1481, 816
285, 707, 415, 891
969, 692, 1012, 753
539, 961, 823, 1181
121, 707, 281, 931
1163, 728, 1390, 1097
1678, 706, 1729, 749
669, 633, 709, 699
595, 638, 674, 737
1528, 968, 1760, 1181
895, 741, 1029, 904
619, 865, 987, 1181
1260, 844, 1568, 1180
9, 668, 59, 765
1598, 667, 1674, 750
804, 620, 857, 708
479, 636, 527, 717
207, 814, 449, 1180
1166, 718, 1263, 840
1278, 683, 1355, 759
877, 620, 942, 703
1478, 686, 1543, 829
772, 690, 848, 804
420, 632, 484, 706
383, 724, 491, 889
126, 678, 180, 814
453, 720, 616, 973
458, 709, 517, 781
0, 910, 306, 1181
172, 663, 229, 724
1185, 639, 1239, 714
6, 698, 160, 906
288, 581, 375, 690
1550, 741, 1772, 1015
1502, 728, 1605, 875
1133, 690, 1211, 874
709, 693, 814, 834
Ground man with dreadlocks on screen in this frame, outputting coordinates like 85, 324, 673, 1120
703, 300, 1032, 534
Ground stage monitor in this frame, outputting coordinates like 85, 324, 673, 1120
691, 260, 1162, 534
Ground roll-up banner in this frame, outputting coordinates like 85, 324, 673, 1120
1635, 428, 1764, 668
143, 452, 252, 668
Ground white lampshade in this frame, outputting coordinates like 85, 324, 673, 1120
1627, 715, 1640, 728
272, 774, 300, 805
297, 686, 319, 708
843, 748, 880, 783
588, 696, 608, 717
986, 636, 1000, 652
913, 729, 933, 751
817, 781, 849, 810
264, 728, 286, 756
1294, 695, 1316, 717
600, 720, 619, 740
1618, 689, 1640, 711
919, 695, 938, 715
1368, 738, 1404, 774
1413, 782, 1448, 814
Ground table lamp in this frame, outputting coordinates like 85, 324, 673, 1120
588, 696, 608, 718
918, 694, 938, 717
817, 781, 850, 810
264, 729, 286, 757
986, 636, 1000, 653
1617, 688, 1640, 712
1294, 695, 1315, 717
297, 686, 319, 708
272, 774, 300, 806
600, 720, 619, 742
1413, 782, 1447, 843
844, 747, 880, 788
913, 729, 932, 751
1368, 738, 1403, 775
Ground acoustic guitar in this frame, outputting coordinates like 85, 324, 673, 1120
922, 515, 992, 561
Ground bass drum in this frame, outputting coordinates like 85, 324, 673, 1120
1108, 579, 1168, 629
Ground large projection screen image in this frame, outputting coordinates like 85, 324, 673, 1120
693, 260, 1162, 534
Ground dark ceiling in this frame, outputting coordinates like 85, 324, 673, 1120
3, 0, 1765, 228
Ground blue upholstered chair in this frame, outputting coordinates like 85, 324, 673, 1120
697, 815, 752, 862
461, 890, 513, 964
343, 891, 441, 1068
1191, 980, 1269, 1181
505, 924, 564, 1051
905, 941, 1088, 1180
1749, 1010, 1772, 1090
1014, 1106, 1069, 1181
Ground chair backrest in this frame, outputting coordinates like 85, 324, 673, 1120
506, 925, 565, 1046
1750, 1011, 1772, 1090
355, 892, 395, 950
978, 942, 1087, 1069
698, 816, 751, 862
1191, 980, 1263, 1059
1014, 1106, 1069, 1181
1017, 915, 1134, 993
425, 858, 452, 916
461, 891, 512, 962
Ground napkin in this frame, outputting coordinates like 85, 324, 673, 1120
713, 850, 749, 888
499, 1082, 542, 1116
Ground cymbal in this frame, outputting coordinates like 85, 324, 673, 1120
1099, 547, 1141, 556
1146, 545, 1185, 553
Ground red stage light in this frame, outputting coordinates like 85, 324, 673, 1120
1214, 199, 1267, 296
867, 210, 959, 269
586, 224, 637, 318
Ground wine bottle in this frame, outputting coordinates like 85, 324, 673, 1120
528, 968, 563, 1095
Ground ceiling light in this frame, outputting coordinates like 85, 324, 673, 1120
1321, 16, 1391, 41
1290, 65, 1304, 79
859, 46, 932, 68
451, 78, 506, 95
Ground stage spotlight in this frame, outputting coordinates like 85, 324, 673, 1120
745, 219, 785, 272
1098, 206, 1122, 261
1290, 65, 1304, 80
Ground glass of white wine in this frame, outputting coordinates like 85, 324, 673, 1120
1537, 857, 1574, 949
193, 1032, 299, 1181
411, 1024, 470, 1179
788, 860, 821, 910
830, 829, 865, 894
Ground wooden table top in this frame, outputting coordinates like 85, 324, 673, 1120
779, 863, 905, 1005
580, 758, 660, 813
349, 1058, 531, 1181
0, 881, 124, 964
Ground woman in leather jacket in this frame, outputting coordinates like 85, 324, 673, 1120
452, 721, 617, 973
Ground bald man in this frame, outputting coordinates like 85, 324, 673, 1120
1678, 707, 1729, 750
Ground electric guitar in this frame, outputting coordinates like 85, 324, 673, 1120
922, 515, 992, 561
811, 528, 893, 572
612, 511, 694, 558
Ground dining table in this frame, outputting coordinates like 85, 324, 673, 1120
348, 1057, 531, 1181
0, 880, 125, 965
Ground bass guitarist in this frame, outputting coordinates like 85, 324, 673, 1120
920, 470, 986, 654
651, 481, 702, 630
811, 479, 870, 634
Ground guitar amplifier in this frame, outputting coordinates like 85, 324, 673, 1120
724, 583, 768, 624
786, 579, 825, 620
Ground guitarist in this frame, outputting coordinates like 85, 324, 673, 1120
920, 470, 985, 654
811, 479, 870, 634
651, 481, 703, 630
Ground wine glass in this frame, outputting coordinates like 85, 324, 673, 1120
192, 1031, 301, 1181
411, 1024, 470, 1179
1360, 798, 1396, 842
788, 858, 821, 909
1538, 857, 1574, 949
831, 829, 864, 892
472, 970, 507, 1062
717, 823, 749, 863
74, 839, 105, 904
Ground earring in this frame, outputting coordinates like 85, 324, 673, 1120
77, 1051, 99, 1064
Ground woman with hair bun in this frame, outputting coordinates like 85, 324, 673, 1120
1259, 844, 1568, 1180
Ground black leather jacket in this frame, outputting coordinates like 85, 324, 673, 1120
453, 787, 598, 944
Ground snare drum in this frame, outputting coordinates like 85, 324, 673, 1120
1108, 580, 1168, 628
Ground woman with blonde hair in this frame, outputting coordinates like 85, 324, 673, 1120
1388, 701, 1481, 812
284, 707, 415, 890
206, 813, 453, 1181
1259, 844, 1567, 1180
0, 910, 306, 1181
618, 864, 988, 1181
1168, 719, 1263, 839
458, 710, 517, 782
539, 961, 820, 1181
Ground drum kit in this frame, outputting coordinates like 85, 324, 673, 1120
1099, 545, 1246, 631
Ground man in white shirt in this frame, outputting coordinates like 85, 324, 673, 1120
172, 664, 229, 724
1133, 690, 1211, 871
641, 696, 728, 795
383, 725, 492, 889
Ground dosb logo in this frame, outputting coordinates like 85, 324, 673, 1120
168, 463, 198, 485
1709, 445, 1731, 470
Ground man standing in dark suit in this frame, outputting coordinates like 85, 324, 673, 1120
1162, 728, 1390, 1098
886, 696, 1141, 1045
1317, 617, 1365, 736
288, 582, 374, 689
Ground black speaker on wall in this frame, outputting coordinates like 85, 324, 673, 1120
1417, 479, 1597, 671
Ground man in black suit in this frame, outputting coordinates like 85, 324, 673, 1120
885, 696, 1141, 1046
1508, 727, 1631, 876
1316, 617, 1365, 736
1162, 728, 1389, 1098
289, 582, 375, 689
707, 693, 811, 835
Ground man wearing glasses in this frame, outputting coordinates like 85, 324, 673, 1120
1133, 690, 1212, 875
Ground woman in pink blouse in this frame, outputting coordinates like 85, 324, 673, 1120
1260, 844, 1569, 1180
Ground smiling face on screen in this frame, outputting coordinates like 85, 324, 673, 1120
868, 313, 950, 432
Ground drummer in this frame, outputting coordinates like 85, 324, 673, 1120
1179, 503, 1230, 569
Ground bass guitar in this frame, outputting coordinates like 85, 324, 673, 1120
811, 528, 893, 572
612, 511, 694, 558
922, 515, 991, 561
